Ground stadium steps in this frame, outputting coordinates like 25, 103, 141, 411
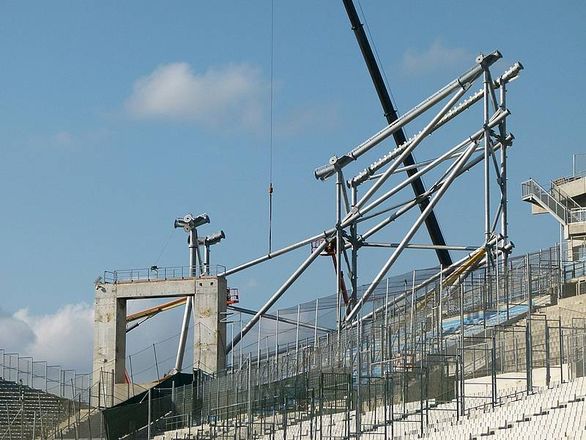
0, 378, 71, 439
407, 376, 586, 439
46, 406, 104, 439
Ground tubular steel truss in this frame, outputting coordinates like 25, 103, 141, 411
225, 51, 523, 352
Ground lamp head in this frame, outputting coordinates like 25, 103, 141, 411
174, 213, 210, 231
199, 230, 225, 246
206, 230, 225, 246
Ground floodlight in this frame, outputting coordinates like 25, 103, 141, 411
174, 213, 210, 231
202, 231, 225, 246
198, 230, 226, 275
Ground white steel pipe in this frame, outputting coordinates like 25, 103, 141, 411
314, 51, 502, 180
349, 62, 521, 187
346, 139, 479, 322
226, 238, 329, 353
352, 84, 471, 212
174, 228, 198, 373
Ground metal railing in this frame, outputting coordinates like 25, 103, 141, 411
550, 180, 582, 210
564, 259, 586, 280
103, 264, 227, 284
521, 179, 585, 224
570, 207, 586, 223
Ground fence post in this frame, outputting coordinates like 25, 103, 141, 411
526, 256, 533, 394
525, 323, 533, 394
110, 370, 114, 407
147, 388, 151, 440
455, 355, 460, 421
491, 334, 497, 407
545, 320, 551, 387
559, 319, 565, 383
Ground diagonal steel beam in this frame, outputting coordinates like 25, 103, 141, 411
342, 0, 453, 267
228, 305, 331, 333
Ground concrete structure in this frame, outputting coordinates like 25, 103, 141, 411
522, 173, 586, 262
92, 276, 226, 406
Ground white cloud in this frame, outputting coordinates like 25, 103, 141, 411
0, 301, 193, 381
0, 304, 93, 372
0, 311, 36, 349
126, 62, 266, 132
402, 40, 471, 75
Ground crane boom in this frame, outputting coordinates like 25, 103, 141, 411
341, 0, 453, 268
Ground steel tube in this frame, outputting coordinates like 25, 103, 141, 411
360, 199, 420, 240
346, 139, 478, 322
204, 244, 210, 275
227, 305, 330, 333
362, 242, 477, 251
174, 228, 198, 373
336, 171, 343, 327
351, 186, 358, 306
349, 62, 521, 187
484, 69, 492, 245
226, 238, 329, 353
353, 84, 470, 213
365, 145, 483, 180
314, 51, 501, 180
221, 231, 332, 276
500, 77, 510, 319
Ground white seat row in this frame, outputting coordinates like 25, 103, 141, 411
155, 376, 586, 439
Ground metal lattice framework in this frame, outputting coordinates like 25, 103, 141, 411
223, 50, 523, 354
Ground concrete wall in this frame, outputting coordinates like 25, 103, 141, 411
557, 176, 586, 203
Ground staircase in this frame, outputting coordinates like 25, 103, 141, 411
0, 378, 70, 439
522, 178, 586, 225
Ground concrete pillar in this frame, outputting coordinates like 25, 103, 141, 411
193, 276, 227, 374
92, 283, 127, 406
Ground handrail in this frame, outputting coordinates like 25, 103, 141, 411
522, 179, 570, 224
103, 264, 227, 284
569, 207, 586, 223
549, 181, 581, 211
523, 178, 586, 225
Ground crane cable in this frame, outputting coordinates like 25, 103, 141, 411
268, 0, 275, 254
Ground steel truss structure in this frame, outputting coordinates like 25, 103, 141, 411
224, 50, 523, 353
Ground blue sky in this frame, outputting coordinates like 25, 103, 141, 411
0, 1, 584, 369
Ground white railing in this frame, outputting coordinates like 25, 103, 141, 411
570, 207, 586, 223
522, 179, 586, 225
522, 179, 571, 224
550, 180, 582, 210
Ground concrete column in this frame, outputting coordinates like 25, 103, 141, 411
193, 276, 227, 374
92, 283, 126, 404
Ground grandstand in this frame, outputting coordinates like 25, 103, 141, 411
3, 243, 586, 439
93, 247, 586, 439
1, 3, 586, 437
